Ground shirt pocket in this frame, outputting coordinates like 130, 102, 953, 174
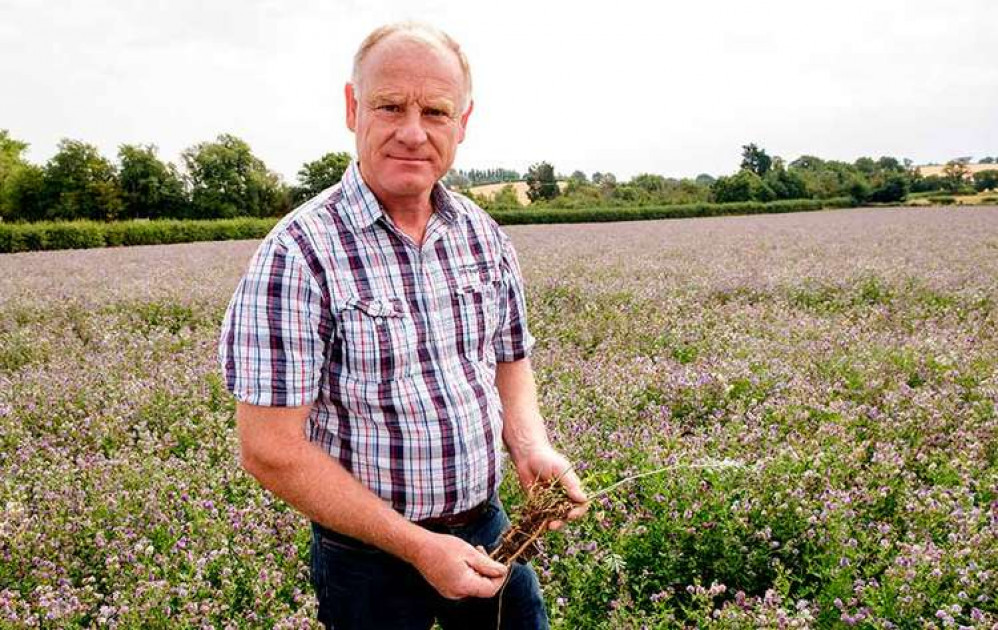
335, 295, 415, 381
451, 266, 501, 362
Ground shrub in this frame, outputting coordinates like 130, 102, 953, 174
0, 218, 280, 253
927, 195, 956, 205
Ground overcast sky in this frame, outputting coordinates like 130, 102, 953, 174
1, 0, 996, 182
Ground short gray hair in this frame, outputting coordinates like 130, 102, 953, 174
351, 22, 472, 110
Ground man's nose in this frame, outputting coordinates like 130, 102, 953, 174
395, 108, 428, 147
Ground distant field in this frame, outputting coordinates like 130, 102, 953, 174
468, 180, 568, 205
918, 163, 998, 178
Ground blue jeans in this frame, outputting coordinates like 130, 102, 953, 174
310, 495, 549, 629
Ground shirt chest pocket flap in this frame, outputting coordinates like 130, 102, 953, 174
336, 295, 415, 381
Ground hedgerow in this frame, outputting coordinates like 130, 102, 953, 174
0, 198, 856, 253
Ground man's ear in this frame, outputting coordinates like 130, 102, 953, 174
457, 99, 474, 144
345, 83, 358, 132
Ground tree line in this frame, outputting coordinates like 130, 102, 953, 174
0, 130, 351, 223
3, 128, 996, 222
472, 145, 998, 211
443, 168, 520, 188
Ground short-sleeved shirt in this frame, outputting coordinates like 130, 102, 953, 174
218, 162, 536, 521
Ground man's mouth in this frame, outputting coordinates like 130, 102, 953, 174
388, 156, 430, 163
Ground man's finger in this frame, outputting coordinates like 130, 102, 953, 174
466, 550, 508, 579
559, 470, 589, 503
464, 573, 506, 599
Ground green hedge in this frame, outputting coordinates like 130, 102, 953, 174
490, 197, 854, 225
0, 218, 280, 253
0, 198, 856, 253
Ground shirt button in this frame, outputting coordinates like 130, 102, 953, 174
375, 317, 384, 325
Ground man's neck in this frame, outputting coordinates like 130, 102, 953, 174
380, 193, 434, 247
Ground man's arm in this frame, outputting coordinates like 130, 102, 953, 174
496, 357, 588, 528
236, 402, 507, 599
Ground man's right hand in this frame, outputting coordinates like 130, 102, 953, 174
411, 532, 508, 599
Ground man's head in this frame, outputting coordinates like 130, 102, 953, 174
346, 22, 473, 208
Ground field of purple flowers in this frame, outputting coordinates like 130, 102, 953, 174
2, 206, 997, 628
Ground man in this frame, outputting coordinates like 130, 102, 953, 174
218, 22, 587, 629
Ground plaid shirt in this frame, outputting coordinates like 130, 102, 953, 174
219, 162, 535, 521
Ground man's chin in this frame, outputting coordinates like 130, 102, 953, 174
379, 173, 438, 197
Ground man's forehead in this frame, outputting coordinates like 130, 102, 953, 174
357, 34, 465, 89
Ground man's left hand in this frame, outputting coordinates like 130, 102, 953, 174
512, 445, 589, 530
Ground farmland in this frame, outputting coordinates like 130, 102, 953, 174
1, 206, 997, 628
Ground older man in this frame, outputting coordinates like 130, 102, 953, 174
219, 22, 586, 629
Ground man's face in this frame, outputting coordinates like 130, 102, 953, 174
345, 36, 472, 206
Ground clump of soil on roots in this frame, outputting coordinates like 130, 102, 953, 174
490, 477, 576, 565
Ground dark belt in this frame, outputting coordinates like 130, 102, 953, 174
415, 500, 490, 529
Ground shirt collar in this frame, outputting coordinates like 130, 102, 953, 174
338, 160, 465, 232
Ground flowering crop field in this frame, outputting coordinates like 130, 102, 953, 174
2, 206, 997, 628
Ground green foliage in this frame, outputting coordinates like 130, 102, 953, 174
448, 166, 520, 187
740, 143, 772, 177
42, 139, 123, 221
0, 129, 31, 220
492, 198, 853, 226
526, 161, 560, 202
763, 163, 808, 200
0, 199, 858, 252
942, 160, 971, 192
490, 184, 523, 209
711, 170, 775, 203
867, 171, 909, 203
118, 144, 187, 220
181, 134, 289, 219
973, 169, 998, 192
927, 195, 956, 205
294, 151, 351, 203
0, 218, 278, 253
2, 163, 46, 222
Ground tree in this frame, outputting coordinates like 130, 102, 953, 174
973, 169, 998, 192
118, 144, 187, 219
2, 164, 46, 222
695, 173, 716, 186
854, 157, 877, 176
181, 134, 288, 219
711, 170, 774, 203
979, 157, 995, 164
630, 173, 668, 194
525, 161, 559, 202
764, 166, 808, 200
868, 172, 909, 203
0, 130, 31, 221
296, 151, 352, 202
443, 169, 471, 189
490, 184, 522, 209
569, 170, 587, 184
942, 160, 971, 193
42, 139, 123, 221
0, 130, 29, 190
740, 143, 772, 177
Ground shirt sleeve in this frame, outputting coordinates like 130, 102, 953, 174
218, 235, 328, 407
493, 234, 536, 362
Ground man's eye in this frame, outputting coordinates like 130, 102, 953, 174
378, 104, 402, 113
423, 108, 448, 118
